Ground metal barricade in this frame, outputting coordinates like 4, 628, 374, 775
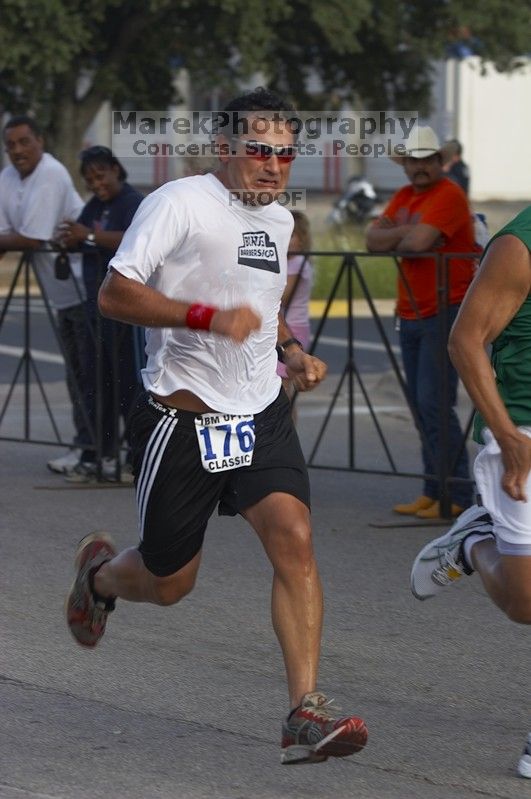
295, 248, 479, 518
0, 247, 143, 482
0, 245, 479, 507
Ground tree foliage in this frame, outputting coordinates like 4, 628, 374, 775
266, 0, 531, 113
0, 0, 529, 169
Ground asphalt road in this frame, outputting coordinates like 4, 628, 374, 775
0, 418, 529, 799
0, 345, 529, 798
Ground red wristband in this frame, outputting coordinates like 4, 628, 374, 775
185, 303, 218, 331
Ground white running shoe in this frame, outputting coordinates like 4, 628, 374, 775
410, 504, 493, 600
47, 449, 81, 474
100, 458, 134, 484
65, 457, 134, 484
518, 732, 531, 778
64, 460, 98, 483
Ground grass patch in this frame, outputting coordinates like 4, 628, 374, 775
310, 225, 397, 300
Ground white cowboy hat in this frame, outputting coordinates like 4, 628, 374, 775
391, 125, 442, 163
407, 126, 441, 158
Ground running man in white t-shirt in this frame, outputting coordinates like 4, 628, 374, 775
66, 88, 368, 765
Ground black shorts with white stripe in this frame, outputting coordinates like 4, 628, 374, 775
129, 390, 310, 576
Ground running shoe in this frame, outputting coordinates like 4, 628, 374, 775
47, 449, 81, 474
393, 495, 434, 515
281, 691, 368, 765
518, 732, 531, 778
415, 501, 465, 519
65, 458, 134, 484
64, 460, 98, 483
66, 532, 117, 647
105, 460, 135, 485
410, 504, 493, 600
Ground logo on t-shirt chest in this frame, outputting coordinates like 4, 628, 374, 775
238, 231, 279, 273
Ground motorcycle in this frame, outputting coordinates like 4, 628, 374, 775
328, 177, 380, 225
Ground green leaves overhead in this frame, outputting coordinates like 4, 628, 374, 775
0, 0, 528, 152
307, 0, 370, 53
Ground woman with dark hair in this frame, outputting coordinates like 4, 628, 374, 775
60, 146, 144, 481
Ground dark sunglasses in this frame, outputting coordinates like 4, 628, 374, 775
231, 137, 296, 163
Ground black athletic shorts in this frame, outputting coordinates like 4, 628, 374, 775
129, 389, 310, 576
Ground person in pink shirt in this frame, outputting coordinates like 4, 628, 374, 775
278, 211, 313, 405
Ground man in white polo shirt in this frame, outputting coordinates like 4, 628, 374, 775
0, 115, 88, 471
66, 88, 369, 765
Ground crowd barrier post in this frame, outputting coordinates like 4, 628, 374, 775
436, 252, 452, 518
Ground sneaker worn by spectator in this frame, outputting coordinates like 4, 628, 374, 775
104, 460, 134, 484
65, 460, 98, 483
518, 732, 531, 778
93, 458, 134, 483
393, 495, 435, 515
394, 497, 465, 518
415, 500, 465, 519
66, 532, 117, 647
410, 504, 494, 600
47, 449, 81, 474
281, 692, 368, 765
65, 458, 134, 484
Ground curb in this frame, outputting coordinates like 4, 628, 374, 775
309, 298, 395, 318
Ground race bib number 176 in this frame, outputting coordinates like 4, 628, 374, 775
194, 413, 255, 473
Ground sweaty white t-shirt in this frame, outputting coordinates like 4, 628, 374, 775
110, 173, 294, 414
0, 153, 84, 309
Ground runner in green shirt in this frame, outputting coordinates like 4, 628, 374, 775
410, 205, 531, 778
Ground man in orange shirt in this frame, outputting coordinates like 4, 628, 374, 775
366, 127, 476, 518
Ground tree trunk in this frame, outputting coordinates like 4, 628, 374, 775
47, 89, 105, 194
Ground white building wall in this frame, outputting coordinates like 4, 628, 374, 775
365, 57, 531, 202
454, 57, 531, 200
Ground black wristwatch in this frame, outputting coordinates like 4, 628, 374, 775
276, 337, 303, 363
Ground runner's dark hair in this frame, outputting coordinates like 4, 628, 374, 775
216, 87, 297, 138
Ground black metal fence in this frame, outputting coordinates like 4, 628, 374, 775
0, 247, 479, 507
0, 247, 143, 481
298, 248, 479, 517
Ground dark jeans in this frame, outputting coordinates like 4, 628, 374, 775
399, 305, 472, 507
81, 299, 143, 461
56, 303, 91, 448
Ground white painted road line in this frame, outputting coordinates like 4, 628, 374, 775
315, 335, 401, 355
0, 344, 64, 365
0, 337, 400, 367
298, 404, 408, 417
2, 300, 48, 314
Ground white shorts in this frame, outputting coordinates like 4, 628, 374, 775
474, 427, 531, 556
